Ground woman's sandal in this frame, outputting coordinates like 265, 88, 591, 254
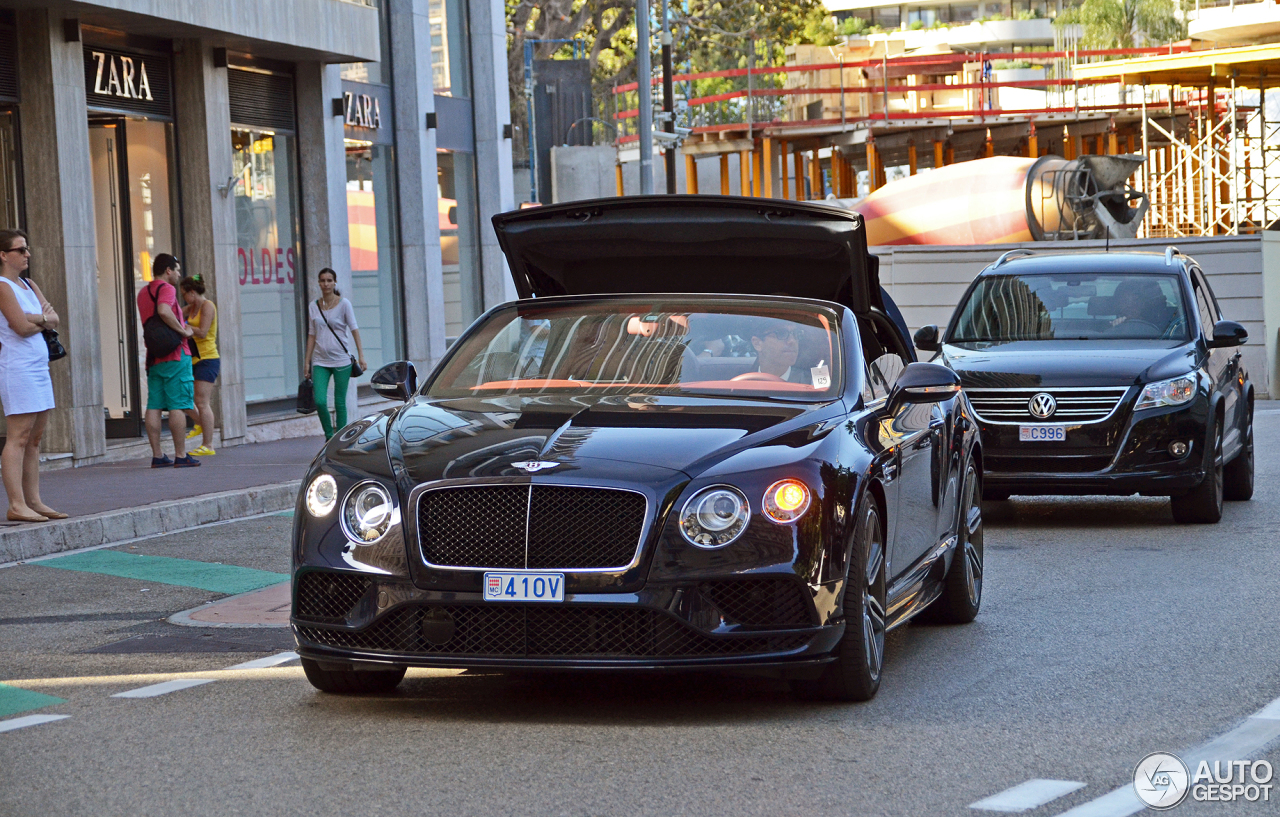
31, 507, 68, 520
7, 510, 49, 523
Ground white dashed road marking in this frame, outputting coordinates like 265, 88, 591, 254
1054, 694, 1280, 817
111, 679, 216, 698
0, 713, 70, 733
224, 651, 299, 671
971, 779, 1086, 812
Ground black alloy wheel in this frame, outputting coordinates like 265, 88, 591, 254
1171, 417, 1224, 524
922, 456, 983, 624
1223, 405, 1254, 501
792, 493, 886, 702
301, 657, 407, 694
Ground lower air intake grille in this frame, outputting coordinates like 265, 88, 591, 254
417, 485, 648, 569
699, 579, 816, 627
296, 605, 810, 658
294, 572, 373, 624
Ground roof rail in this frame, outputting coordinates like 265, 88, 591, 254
1165, 246, 1182, 266
992, 249, 1036, 269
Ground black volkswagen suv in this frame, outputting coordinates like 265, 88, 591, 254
913, 248, 1253, 523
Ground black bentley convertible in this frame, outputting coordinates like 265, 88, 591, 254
291, 196, 983, 701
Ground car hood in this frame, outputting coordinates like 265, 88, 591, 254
492, 195, 877, 313
386, 393, 829, 484
941, 340, 1197, 387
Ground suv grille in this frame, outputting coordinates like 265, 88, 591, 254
967, 387, 1129, 424
699, 579, 815, 627
294, 572, 373, 624
417, 485, 648, 570
296, 605, 810, 658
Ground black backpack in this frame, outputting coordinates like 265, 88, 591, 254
141, 282, 184, 366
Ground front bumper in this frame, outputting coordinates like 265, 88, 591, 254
291, 574, 839, 674
981, 400, 1209, 496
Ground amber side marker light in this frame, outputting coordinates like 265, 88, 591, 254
763, 479, 811, 523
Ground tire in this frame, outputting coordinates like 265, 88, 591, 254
1171, 417, 1224, 524
982, 489, 1010, 502
301, 657, 406, 694
1223, 406, 1254, 501
792, 493, 886, 703
921, 456, 983, 624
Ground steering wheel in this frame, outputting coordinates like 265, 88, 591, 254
730, 371, 785, 382
1111, 318, 1161, 336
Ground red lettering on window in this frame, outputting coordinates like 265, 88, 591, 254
286, 248, 296, 283
238, 248, 248, 285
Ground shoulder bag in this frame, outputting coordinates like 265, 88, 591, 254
316, 299, 363, 377
23, 277, 67, 362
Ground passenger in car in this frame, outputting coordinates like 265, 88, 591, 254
751, 319, 811, 384
1107, 280, 1170, 335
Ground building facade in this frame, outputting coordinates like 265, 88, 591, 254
0, 0, 514, 463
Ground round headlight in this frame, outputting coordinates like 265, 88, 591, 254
679, 486, 750, 548
305, 474, 338, 517
763, 479, 811, 523
342, 482, 395, 543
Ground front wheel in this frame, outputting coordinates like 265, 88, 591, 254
1171, 418, 1223, 524
1223, 408, 1254, 501
792, 493, 886, 703
301, 657, 406, 694
922, 456, 983, 624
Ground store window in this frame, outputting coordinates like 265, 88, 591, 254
438, 149, 481, 339
432, 0, 470, 97
232, 128, 304, 405
0, 111, 19, 230
346, 140, 403, 371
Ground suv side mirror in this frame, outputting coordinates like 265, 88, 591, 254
371, 361, 418, 401
887, 362, 960, 413
1208, 320, 1247, 348
913, 324, 941, 352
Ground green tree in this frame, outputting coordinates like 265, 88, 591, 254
1054, 0, 1185, 49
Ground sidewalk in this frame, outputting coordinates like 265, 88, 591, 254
0, 436, 325, 564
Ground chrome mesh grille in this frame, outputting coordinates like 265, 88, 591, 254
296, 604, 810, 658
417, 485, 647, 569
966, 387, 1129, 424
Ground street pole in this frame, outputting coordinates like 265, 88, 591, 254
637, 0, 654, 194
661, 0, 676, 193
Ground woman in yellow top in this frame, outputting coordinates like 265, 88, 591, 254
181, 275, 218, 456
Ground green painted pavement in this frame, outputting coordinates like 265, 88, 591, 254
36, 551, 287, 595
0, 683, 66, 718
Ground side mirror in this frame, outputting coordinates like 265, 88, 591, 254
371, 361, 418, 401
1208, 319, 1247, 348
913, 324, 941, 352
888, 362, 961, 413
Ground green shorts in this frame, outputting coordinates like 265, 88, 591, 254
146, 356, 195, 411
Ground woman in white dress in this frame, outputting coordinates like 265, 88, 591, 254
0, 229, 63, 522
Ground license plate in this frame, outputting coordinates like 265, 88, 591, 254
483, 571, 565, 602
1020, 425, 1066, 442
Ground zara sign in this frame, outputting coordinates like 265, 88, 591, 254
83, 46, 171, 117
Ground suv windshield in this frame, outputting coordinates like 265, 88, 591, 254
427, 298, 844, 401
950, 272, 1190, 342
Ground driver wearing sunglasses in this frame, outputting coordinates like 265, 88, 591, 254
751, 318, 811, 384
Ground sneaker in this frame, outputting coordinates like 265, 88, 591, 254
185, 424, 202, 441
190, 445, 216, 457
173, 455, 202, 468
151, 455, 174, 468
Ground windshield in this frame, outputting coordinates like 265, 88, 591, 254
950, 273, 1190, 342
427, 298, 844, 401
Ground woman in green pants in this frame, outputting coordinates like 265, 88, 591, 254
303, 268, 367, 440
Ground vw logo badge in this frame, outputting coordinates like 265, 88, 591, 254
512, 460, 559, 473
1028, 392, 1057, 419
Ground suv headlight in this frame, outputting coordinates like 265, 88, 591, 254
679, 486, 750, 548
305, 474, 338, 517
1135, 374, 1197, 411
341, 482, 396, 543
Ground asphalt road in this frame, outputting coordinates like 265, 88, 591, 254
2, 413, 1280, 816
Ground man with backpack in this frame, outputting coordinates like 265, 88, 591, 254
137, 254, 200, 468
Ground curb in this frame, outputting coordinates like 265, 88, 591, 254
0, 480, 301, 565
